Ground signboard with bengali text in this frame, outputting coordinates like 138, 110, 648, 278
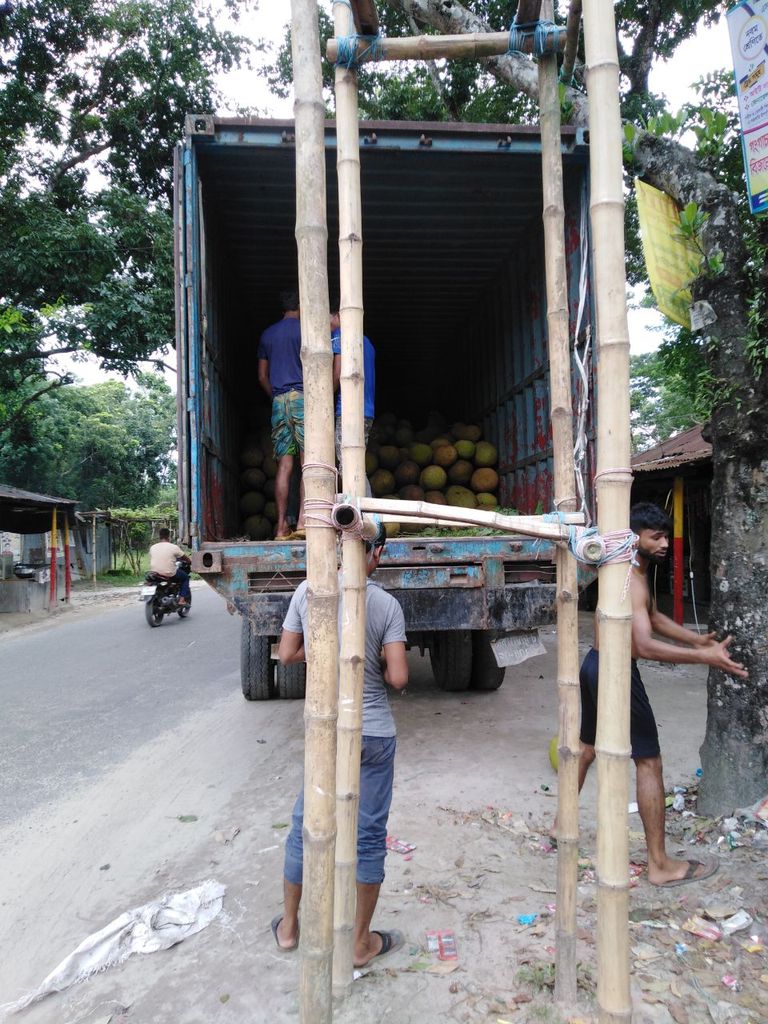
728, 0, 768, 214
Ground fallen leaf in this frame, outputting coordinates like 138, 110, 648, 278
669, 1003, 689, 1024
425, 960, 460, 975
214, 826, 240, 844
177, 814, 198, 823
512, 993, 532, 1004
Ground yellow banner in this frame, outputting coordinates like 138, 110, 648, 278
635, 179, 701, 329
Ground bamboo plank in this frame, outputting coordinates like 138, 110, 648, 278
290, 4, 339, 1023
332, 0, 369, 1001
326, 29, 566, 65
582, 0, 634, 1020
355, 498, 584, 540
538, 0, 580, 1007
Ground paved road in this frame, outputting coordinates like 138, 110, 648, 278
0, 585, 241, 827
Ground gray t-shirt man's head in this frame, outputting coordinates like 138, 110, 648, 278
282, 578, 407, 738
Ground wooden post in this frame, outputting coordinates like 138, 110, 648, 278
49, 507, 58, 606
331, 0, 369, 1000
290, 3, 340, 1022
537, 0, 580, 1006
673, 476, 684, 624
63, 516, 72, 603
92, 514, 97, 587
583, 1, 634, 1020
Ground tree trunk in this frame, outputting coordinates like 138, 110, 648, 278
633, 134, 768, 813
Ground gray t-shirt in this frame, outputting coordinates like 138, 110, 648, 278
283, 578, 407, 737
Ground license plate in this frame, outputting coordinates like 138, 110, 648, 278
490, 630, 547, 667
141, 586, 156, 597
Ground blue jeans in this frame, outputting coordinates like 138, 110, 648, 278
171, 569, 191, 602
284, 735, 396, 886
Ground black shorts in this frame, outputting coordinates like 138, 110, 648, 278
579, 647, 661, 759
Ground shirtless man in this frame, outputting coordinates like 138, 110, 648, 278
578, 502, 748, 887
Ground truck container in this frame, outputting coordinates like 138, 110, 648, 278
174, 116, 594, 700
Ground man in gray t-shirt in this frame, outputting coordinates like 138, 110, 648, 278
271, 525, 408, 968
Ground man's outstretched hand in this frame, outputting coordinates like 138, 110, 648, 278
705, 635, 748, 678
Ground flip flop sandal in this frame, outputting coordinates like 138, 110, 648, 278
354, 929, 405, 968
271, 914, 299, 952
651, 856, 719, 888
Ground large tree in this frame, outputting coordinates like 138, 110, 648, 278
0, 374, 177, 509
0, 0, 256, 436
275, 0, 764, 811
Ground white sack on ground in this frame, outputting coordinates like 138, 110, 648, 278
0, 879, 226, 1017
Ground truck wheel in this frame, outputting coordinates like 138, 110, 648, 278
430, 631, 473, 691
240, 621, 275, 701
275, 661, 306, 700
470, 631, 505, 691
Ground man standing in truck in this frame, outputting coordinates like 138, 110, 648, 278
331, 310, 376, 470
257, 289, 305, 540
577, 502, 748, 886
271, 523, 408, 967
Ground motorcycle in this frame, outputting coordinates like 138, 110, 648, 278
140, 561, 191, 627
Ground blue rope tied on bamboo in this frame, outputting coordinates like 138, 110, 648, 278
335, 33, 384, 69
542, 512, 637, 568
508, 18, 565, 57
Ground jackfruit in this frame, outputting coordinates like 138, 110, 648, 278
473, 441, 498, 468
420, 465, 448, 491
243, 515, 272, 541
378, 445, 400, 470
454, 439, 476, 460
395, 461, 421, 487
409, 443, 433, 467
371, 469, 396, 496
240, 491, 265, 516
447, 459, 473, 485
433, 444, 458, 468
470, 468, 499, 493
446, 486, 478, 508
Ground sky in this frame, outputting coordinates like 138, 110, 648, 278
65, 5, 733, 385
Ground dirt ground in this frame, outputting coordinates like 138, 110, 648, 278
1, 608, 766, 1024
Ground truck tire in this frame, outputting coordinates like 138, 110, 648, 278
275, 661, 306, 700
470, 630, 505, 691
240, 621, 274, 701
430, 631, 473, 691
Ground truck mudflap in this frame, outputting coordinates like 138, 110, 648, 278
229, 582, 555, 635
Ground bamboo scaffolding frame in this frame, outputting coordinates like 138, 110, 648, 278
290, 4, 339, 1022
583, 1, 634, 1020
327, 29, 565, 64
537, 0, 580, 1006
331, 0, 369, 1000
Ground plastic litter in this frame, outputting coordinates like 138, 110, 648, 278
672, 793, 685, 812
682, 915, 723, 941
386, 836, 416, 855
425, 929, 458, 961
0, 879, 226, 1016
721, 974, 739, 991
721, 910, 753, 935
675, 943, 688, 955
517, 913, 538, 926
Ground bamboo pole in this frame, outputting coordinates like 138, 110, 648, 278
326, 29, 565, 64
63, 516, 72, 602
537, 0, 581, 1006
290, 4, 339, 1022
49, 507, 57, 606
582, 1, 634, 1020
561, 0, 582, 84
92, 514, 97, 588
353, 498, 585, 540
672, 476, 684, 625
331, 0, 368, 1000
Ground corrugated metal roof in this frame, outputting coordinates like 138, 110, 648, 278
0, 485, 77, 534
632, 424, 711, 473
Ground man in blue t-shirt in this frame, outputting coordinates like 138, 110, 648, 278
331, 310, 375, 467
258, 289, 305, 540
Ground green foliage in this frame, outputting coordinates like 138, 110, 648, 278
630, 339, 717, 451
0, 0, 255, 429
262, 1, 535, 125
0, 375, 177, 509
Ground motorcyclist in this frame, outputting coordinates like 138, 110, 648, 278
148, 528, 191, 605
